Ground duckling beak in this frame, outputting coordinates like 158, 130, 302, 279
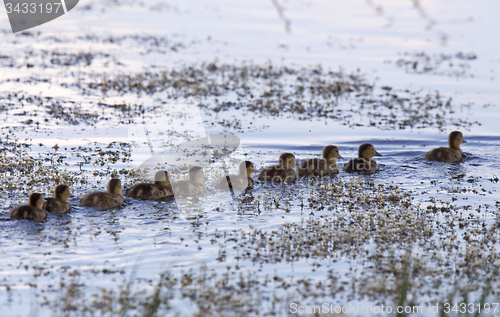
462, 140, 467, 143
338, 154, 344, 159
374, 150, 382, 157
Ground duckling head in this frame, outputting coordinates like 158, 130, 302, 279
29, 193, 44, 209
359, 143, 382, 159
239, 161, 254, 178
323, 145, 343, 161
107, 178, 122, 195
188, 166, 204, 184
449, 131, 466, 149
154, 170, 171, 187
279, 153, 296, 170
55, 185, 70, 202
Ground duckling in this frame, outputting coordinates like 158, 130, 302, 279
44, 184, 71, 214
125, 171, 174, 200
258, 153, 297, 183
298, 145, 343, 177
10, 193, 47, 222
425, 131, 466, 163
214, 161, 255, 191
80, 178, 124, 210
172, 166, 206, 196
344, 143, 382, 175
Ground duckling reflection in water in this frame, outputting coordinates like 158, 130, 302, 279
258, 153, 297, 183
425, 131, 466, 163
44, 184, 71, 214
214, 161, 255, 191
10, 193, 47, 221
172, 166, 206, 196
344, 143, 382, 175
125, 171, 174, 200
298, 145, 343, 177
80, 178, 124, 210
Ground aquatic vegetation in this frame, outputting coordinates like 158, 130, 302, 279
39, 173, 500, 316
84, 62, 478, 132
392, 51, 477, 78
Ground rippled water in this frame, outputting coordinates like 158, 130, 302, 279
0, 1, 499, 316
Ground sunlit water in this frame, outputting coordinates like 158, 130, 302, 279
0, 1, 499, 316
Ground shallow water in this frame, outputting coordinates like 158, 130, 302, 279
0, 1, 500, 316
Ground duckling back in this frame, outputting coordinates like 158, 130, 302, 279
172, 180, 205, 197
425, 147, 462, 163
171, 167, 205, 197
80, 192, 124, 210
10, 205, 47, 222
125, 183, 173, 200
258, 165, 296, 183
344, 158, 378, 175
80, 179, 124, 210
44, 198, 71, 214
298, 158, 339, 177
214, 174, 254, 191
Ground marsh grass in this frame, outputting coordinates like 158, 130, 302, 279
81, 62, 478, 132
46, 260, 500, 317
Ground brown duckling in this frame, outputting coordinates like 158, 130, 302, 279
214, 161, 255, 191
172, 166, 206, 197
10, 193, 47, 222
258, 153, 297, 183
298, 145, 343, 177
425, 131, 466, 163
80, 178, 124, 210
344, 143, 382, 175
125, 170, 174, 200
44, 184, 71, 214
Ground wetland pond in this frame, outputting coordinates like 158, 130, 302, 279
0, 0, 500, 316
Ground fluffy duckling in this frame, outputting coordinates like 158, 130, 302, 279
10, 193, 47, 222
258, 153, 297, 183
44, 184, 71, 214
172, 166, 206, 196
425, 131, 466, 163
214, 161, 255, 191
344, 143, 382, 175
80, 178, 124, 210
298, 145, 343, 177
125, 171, 174, 200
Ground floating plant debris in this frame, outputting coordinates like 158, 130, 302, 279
86, 62, 479, 131
392, 51, 477, 78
